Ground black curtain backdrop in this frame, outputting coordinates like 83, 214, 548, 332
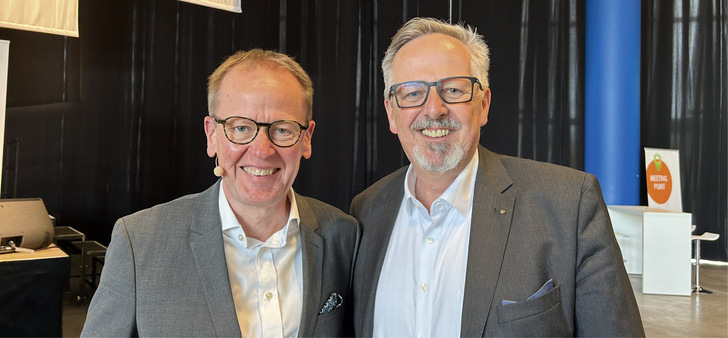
0, 0, 725, 261
642, 0, 727, 260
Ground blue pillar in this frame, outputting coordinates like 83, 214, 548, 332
585, 0, 641, 205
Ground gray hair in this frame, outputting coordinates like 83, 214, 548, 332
207, 49, 314, 121
381, 17, 490, 100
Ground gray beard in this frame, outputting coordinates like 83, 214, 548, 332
409, 116, 464, 173
413, 141, 465, 174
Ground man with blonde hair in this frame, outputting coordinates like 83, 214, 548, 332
82, 49, 359, 337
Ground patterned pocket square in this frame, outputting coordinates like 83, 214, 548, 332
319, 292, 343, 315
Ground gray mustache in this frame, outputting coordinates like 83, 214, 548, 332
410, 117, 461, 130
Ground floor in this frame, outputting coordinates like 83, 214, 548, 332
61, 290, 92, 337
60, 261, 728, 337
630, 261, 727, 337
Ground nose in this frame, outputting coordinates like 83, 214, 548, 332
247, 128, 276, 158
422, 86, 448, 119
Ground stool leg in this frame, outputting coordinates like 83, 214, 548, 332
692, 239, 713, 293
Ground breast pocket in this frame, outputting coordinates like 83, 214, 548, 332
495, 285, 570, 336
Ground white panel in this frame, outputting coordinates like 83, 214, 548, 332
642, 211, 692, 296
179, 0, 242, 13
0, 40, 8, 192
608, 206, 644, 274
0, 0, 78, 37
608, 205, 692, 296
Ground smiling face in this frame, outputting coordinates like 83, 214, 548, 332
204, 63, 315, 211
385, 33, 491, 175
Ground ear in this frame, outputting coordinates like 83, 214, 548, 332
384, 98, 398, 134
301, 120, 316, 159
204, 116, 218, 158
478, 88, 491, 127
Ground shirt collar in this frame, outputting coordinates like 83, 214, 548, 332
218, 184, 300, 248
404, 148, 480, 217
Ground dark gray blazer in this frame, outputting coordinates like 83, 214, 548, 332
350, 146, 644, 337
81, 181, 360, 337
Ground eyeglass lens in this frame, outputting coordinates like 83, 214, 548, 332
394, 77, 476, 108
223, 118, 304, 147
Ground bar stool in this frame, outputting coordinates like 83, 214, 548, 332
53, 226, 85, 291
53, 226, 85, 250
691, 231, 720, 293
70, 240, 107, 301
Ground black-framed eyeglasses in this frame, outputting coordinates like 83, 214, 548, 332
389, 76, 483, 108
213, 116, 308, 148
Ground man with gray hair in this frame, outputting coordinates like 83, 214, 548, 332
82, 49, 359, 337
350, 17, 644, 336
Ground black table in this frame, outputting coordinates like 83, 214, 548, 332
0, 245, 69, 336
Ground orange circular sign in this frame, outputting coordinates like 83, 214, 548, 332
646, 155, 672, 204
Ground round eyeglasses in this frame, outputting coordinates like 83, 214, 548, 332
213, 116, 308, 148
389, 76, 483, 109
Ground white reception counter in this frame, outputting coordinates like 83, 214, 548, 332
607, 205, 692, 296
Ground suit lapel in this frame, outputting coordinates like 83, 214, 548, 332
355, 168, 407, 336
460, 147, 515, 337
296, 195, 324, 337
189, 181, 242, 337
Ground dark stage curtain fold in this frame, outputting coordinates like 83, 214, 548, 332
642, 0, 727, 260
0, 0, 725, 260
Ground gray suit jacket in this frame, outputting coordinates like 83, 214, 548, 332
350, 146, 644, 337
82, 181, 360, 337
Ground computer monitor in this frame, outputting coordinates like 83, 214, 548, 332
0, 198, 54, 249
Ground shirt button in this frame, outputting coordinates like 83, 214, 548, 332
427, 237, 434, 244
264, 291, 273, 300
421, 283, 429, 292
238, 234, 244, 241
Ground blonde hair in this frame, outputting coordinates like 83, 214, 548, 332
381, 17, 490, 99
207, 49, 314, 121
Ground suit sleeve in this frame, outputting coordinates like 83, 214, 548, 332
574, 174, 645, 336
80, 219, 138, 337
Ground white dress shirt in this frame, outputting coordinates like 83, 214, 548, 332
219, 186, 303, 337
373, 150, 479, 338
